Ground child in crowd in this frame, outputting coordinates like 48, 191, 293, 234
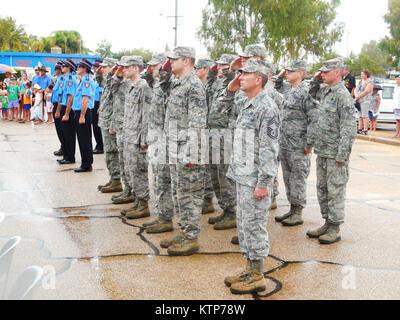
31, 84, 43, 125
45, 84, 54, 124
7, 77, 20, 121
369, 84, 382, 132
0, 83, 9, 120
22, 82, 33, 123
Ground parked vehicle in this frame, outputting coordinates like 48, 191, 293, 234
378, 82, 396, 124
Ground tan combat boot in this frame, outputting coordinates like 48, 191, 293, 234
270, 197, 277, 210
145, 219, 174, 234
306, 220, 330, 239
98, 178, 112, 191
143, 218, 161, 228
214, 212, 236, 230
231, 236, 239, 245
224, 259, 251, 287
101, 179, 123, 193
202, 198, 215, 215
274, 205, 294, 223
281, 206, 304, 227
318, 224, 341, 245
120, 198, 139, 216
208, 211, 227, 225
160, 231, 184, 249
125, 200, 151, 220
230, 260, 266, 294
112, 187, 130, 201
167, 237, 199, 256
113, 188, 135, 205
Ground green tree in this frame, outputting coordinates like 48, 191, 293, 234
96, 39, 113, 58
113, 48, 153, 62
52, 30, 87, 54
0, 16, 29, 51
197, 0, 263, 60
197, 0, 343, 63
379, 0, 400, 68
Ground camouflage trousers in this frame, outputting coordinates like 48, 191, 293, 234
153, 162, 176, 222
316, 156, 349, 226
280, 149, 311, 209
116, 132, 130, 191
236, 183, 271, 260
203, 165, 214, 201
101, 129, 120, 180
123, 141, 149, 200
170, 163, 205, 240
272, 158, 281, 200
209, 140, 236, 213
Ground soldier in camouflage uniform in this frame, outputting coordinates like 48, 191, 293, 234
140, 53, 177, 234
273, 60, 319, 227
223, 59, 280, 294
194, 58, 217, 215
307, 58, 357, 244
116, 56, 153, 219
204, 54, 238, 231
97, 58, 123, 194
109, 57, 135, 205
158, 47, 208, 256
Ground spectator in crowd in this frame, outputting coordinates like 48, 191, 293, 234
36, 66, 52, 94
368, 84, 382, 132
21, 81, 32, 123
4, 72, 12, 86
7, 76, 21, 121
45, 84, 54, 124
18, 71, 30, 122
32, 66, 41, 85
0, 82, 9, 120
355, 70, 373, 135
343, 65, 356, 97
31, 84, 44, 125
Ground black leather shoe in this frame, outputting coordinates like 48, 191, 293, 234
74, 166, 93, 173
58, 160, 75, 165
93, 149, 104, 154
54, 149, 64, 156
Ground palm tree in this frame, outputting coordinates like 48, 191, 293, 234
0, 17, 29, 51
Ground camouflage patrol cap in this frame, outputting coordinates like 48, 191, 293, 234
286, 60, 308, 71
319, 58, 344, 72
148, 53, 168, 66
239, 44, 267, 59
216, 54, 237, 65
167, 47, 196, 59
194, 59, 215, 69
100, 58, 118, 67
239, 59, 271, 77
118, 56, 144, 67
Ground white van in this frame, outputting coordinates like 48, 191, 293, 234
378, 83, 396, 123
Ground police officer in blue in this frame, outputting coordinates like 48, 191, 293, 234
92, 60, 104, 154
52, 61, 65, 157
58, 59, 78, 165
72, 59, 96, 172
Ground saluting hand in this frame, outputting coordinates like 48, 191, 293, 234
211, 64, 218, 73
230, 57, 243, 72
147, 65, 153, 75
227, 74, 241, 92
162, 60, 172, 73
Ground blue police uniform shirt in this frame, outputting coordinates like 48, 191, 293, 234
36, 74, 52, 91
61, 73, 78, 106
51, 74, 65, 104
94, 81, 103, 102
72, 74, 95, 111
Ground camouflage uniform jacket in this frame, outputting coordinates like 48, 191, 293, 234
143, 75, 168, 146
123, 77, 152, 146
98, 73, 114, 129
309, 78, 357, 162
160, 70, 207, 164
226, 90, 281, 188
265, 81, 283, 112
110, 75, 130, 133
275, 78, 319, 152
